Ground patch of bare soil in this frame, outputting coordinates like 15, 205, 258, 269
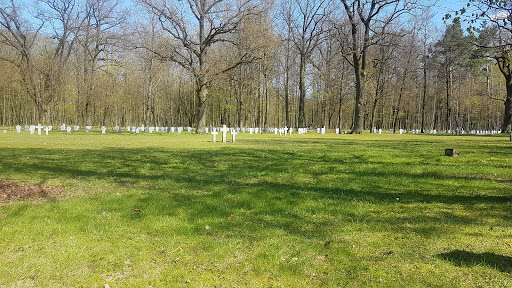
0, 180, 62, 203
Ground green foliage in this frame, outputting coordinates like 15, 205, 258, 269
0, 132, 511, 286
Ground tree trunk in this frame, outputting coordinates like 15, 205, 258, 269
195, 83, 208, 133
501, 74, 512, 133
285, 49, 290, 128
298, 54, 306, 128
352, 59, 364, 133
421, 59, 427, 133
445, 66, 451, 132
392, 75, 407, 132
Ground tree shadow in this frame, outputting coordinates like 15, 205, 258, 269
1, 142, 511, 239
437, 250, 512, 273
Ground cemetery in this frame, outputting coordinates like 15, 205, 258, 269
0, 0, 511, 285
0, 129, 511, 287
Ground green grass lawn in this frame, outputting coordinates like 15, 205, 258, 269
0, 131, 511, 287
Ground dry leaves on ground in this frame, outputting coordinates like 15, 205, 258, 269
0, 180, 62, 203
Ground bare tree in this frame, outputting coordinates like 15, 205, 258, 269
339, 0, 414, 133
139, 0, 260, 133
0, 0, 45, 121
75, 0, 127, 125
37, 0, 81, 122
454, 0, 512, 132
281, 0, 329, 128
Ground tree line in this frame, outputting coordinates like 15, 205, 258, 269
1, 0, 511, 133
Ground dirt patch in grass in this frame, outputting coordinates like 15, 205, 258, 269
0, 180, 62, 203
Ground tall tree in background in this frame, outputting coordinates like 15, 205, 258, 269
339, 0, 413, 133
475, 26, 512, 132
0, 0, 44, 121
454, 0, 512, 131
38, 0, 82, 122
139, 0, 260, 133
282, 0, 329, 128
434, 19, 472, 131
277, 0, 295, 128
418, 7, 435, 133
76, 0, 126, 125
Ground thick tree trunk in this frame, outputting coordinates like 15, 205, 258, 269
298, 55, 306, 128
445, 67, 451, 132
421, 60, 427, 133
195, 84, 208, 133
501, 74, 512, 133
352, 60, 364, 133
338, 89, 343, 130
237, 68, 244, 128
285, 51, 290, 128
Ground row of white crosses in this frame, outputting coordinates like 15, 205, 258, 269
211, 125, 238, 143
13, 124, 198, 135
18, 124, 53, 135
274, 127, 293, 136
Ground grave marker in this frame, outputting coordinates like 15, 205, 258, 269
445, 149, 459, 157
221, 125, 229, 143
36, 124, 43, 135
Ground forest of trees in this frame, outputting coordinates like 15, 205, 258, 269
0, 0, 511, 133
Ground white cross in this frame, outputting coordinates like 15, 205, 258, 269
221, 125, 229, 143
36, 124, 43, 135
211, 131, 218, 142
45, 126, 50, 135
231, 131, 238, 143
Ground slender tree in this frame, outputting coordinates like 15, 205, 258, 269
282, 0, 329, 128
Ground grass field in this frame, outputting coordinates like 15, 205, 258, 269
0, 131, 511, 287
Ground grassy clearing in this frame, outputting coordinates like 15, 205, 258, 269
0, 131, 511, 287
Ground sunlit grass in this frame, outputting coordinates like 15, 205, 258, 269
0, 131, 511, 287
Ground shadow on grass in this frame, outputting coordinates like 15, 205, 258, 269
437, 249, 512, 273
1, 143, 511, 239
